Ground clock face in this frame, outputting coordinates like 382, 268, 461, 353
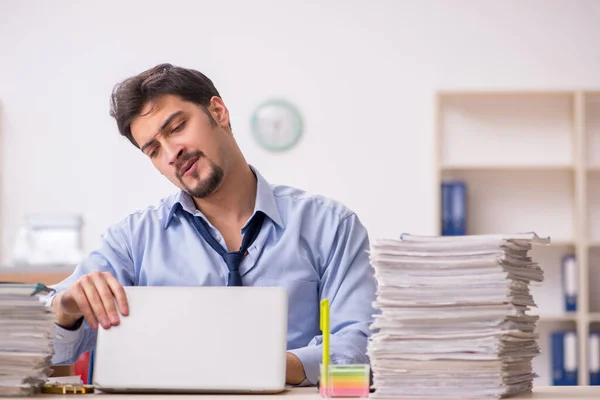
251, 100, 303, 151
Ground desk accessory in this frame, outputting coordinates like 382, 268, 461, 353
41, 384, 95, 394
319, 299, 370, 397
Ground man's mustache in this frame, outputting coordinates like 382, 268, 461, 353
176, 150, 205, 177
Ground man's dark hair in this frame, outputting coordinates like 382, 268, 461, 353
109, 63, 223, 148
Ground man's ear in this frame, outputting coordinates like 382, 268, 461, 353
208, 96, 230, 129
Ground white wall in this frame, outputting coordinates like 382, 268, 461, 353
1, 0, 600, 264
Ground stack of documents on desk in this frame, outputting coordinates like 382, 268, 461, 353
0, 284, 55, 396
367, 233, 547, 399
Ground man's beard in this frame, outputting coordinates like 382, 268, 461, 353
176, 150, 225, 199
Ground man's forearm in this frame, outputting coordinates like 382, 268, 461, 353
286, 352, 307, 385
42, 290, 91, 366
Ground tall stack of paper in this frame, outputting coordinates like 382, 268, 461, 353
367, 233, 547, 399
0, 284, 55, 396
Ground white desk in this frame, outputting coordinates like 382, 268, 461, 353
25, 386, 600, 399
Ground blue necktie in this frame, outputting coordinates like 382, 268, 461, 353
190, 212, 265, 286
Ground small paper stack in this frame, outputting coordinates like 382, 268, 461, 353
0, 284, 56, 396
367, 233, 547, 399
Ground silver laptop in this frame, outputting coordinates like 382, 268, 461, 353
93, 286, 288, 393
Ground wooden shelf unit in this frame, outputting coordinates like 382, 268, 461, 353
434, 90, 600, 386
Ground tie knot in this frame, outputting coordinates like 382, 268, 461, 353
222, 252, 244, 271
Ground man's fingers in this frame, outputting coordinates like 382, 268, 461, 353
105, 273, 129, 316
57, 271, 127, 331
92, 272, 120, 326
80, 276, 110, 329
69, 287, 98, 330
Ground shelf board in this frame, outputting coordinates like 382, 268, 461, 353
531, 239, 573, 247
589, 313, 600, 322
441, 165, 573, 172
438, 90, 575, 97
537, 314, 578, 323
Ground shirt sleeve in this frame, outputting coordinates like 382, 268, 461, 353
39, 225, 135, 365
288, 213, 376, 385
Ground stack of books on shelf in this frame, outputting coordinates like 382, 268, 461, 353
550, 330, 600, 386
0, 284, 55, 396
441, 181, 467, 236
367, 233, 546, 399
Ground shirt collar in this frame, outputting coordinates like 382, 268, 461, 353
164, 165, 284, 229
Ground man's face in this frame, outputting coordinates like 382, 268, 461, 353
130, 94, 230, 198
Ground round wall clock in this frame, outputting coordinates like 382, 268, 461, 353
251, 99, 303, 152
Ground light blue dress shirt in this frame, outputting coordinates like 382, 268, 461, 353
44, 167, 376, 385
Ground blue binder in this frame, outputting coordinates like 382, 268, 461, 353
551, 331, 578, 385
88, 349, 95, 385
590, 332, 600, 385
561, 254, 578, 312
441, 181, 466, 236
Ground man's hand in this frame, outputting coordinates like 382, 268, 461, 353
52, 271, 129, 330
286, 352, 307, 385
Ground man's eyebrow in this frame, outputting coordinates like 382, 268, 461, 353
139, 111, 185, 152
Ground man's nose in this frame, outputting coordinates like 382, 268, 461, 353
166, 144, 185, 165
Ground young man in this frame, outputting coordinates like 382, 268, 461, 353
44, 63, 376, 386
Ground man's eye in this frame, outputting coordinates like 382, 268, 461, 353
149, 148, 159, 158
172, 121, 186, 133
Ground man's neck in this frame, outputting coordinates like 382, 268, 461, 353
193, 162, 257, 229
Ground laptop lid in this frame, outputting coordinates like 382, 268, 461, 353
92, 286, 288, 393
